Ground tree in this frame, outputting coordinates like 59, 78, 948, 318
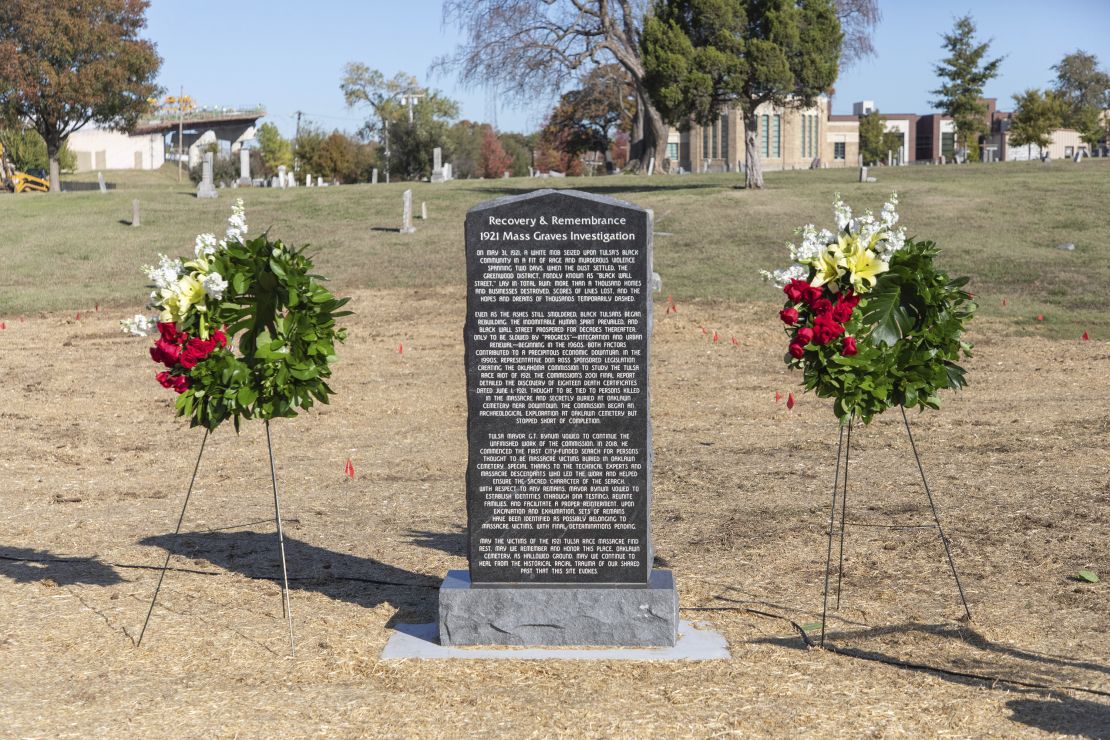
930, 14, 1003, 163
438, 0, 670, 172
543, 65, 635, 172
1052, 51, 1110, 147
446, 120, 485, 178
382, 93, 459, 180
294, 122, 327, 176
0, 128, 76, 173
857, 110, 901, 165
498, 132, 536, 176
1007, 89, 1064, 158
0, 0, 162, 192
479, 126, 514, 178
341, 64, 422, 182
835, 0, 881, 67
256, 122, 292, 175
641, 0, 842, 189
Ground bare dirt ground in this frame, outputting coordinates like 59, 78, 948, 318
0, 288, 1107, 738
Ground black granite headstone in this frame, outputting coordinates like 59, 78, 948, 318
464, 189, 653, 585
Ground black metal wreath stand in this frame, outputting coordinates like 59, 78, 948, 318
819, 406, 972, 647
137, 420, 296, 657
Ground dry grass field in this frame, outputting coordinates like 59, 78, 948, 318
0, 285, 1107, 737
0, 165, 1107, 736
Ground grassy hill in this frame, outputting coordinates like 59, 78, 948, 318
2, 160, 1107, 338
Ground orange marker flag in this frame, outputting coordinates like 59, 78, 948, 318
344, 458, 355, 479
787, 392, 795, 410
1082, 331, 1089, 341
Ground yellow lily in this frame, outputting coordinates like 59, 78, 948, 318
159, 274, 206, 323
843, 247, 888, 294
810, 243, 846, 287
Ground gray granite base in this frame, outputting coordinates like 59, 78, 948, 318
382, 619, 728, 661
438, 569, 679, 647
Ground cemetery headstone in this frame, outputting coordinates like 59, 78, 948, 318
432, 147, 445, 182
504, 171, 510, 178
401, 189, 416, 233
239, 148, 251, 186
647, 156, 656, 176
887, 150, 893, 167
132, 199, 141, 227
97, 171, 107, 193
445, 162, 453, 181
197, 153, 218, 199
439, 188, 678, 648
317, 176, 324, 187
859, 165, 869, 183
899, 145, 907, 166
306, 174, 312, 187
278, 165, 288, 189
271, 175, 280, 188
372, 168, 379, 184
421, 201, 427, 220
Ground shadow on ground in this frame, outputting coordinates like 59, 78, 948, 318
460, 182, 727, 198
141, 531, 439, 618
0, 546, 124, 586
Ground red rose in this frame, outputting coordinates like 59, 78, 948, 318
157, 322, 179, 342
813, 316, 845, 344
811, 298, 833, 316
795, 327, 814, 345
150, 337, 181, 367
170, 374, 190, 393
832, 301, 855, 323
179, 337, 216, 369
780, 307, 799, 326
840, 290, 861, 310
788, 342, 806, 359
156, 371, 174, 388
212, 328, 228, 348
804, 285, 824, 305
784, 279, 809, 303
842, 336, 858, 356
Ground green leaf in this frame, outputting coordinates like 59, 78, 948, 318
237, 386, 258, 406
1077, 570, 1100, 583
861, 278, 915, 347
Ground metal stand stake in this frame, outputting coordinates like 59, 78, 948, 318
266, 420, 295, 657
138, 429, 209, 647
820, 408, 973, 648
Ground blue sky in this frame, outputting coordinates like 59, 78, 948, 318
145, 0, 1109, 137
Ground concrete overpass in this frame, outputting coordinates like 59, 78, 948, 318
134, 107, 266, 167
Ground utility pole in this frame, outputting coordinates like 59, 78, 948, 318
177, 85, 185, 183
294, 110, 303, 173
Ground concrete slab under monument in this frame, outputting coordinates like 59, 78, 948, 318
438, 569, 679, 647
382, 618, 728, 661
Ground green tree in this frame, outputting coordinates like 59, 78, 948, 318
641, 0, 842, 189
498, 132, 535, 177
382, 93, 459, 180
1052, 51, 1110, 147
1007, 89, 1064, 157
0, 128, 76, 173
293, 122, 326, 176
341, 64, 422, 182
255, 122, 292, 175
446, 120, 484, 179
0, 0, 162, 192
929, 14, 1003, 163
857, 109, 901, 165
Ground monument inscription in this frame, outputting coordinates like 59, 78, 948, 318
465, 190, 652, 585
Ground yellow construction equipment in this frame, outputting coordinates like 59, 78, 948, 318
0, 142, 50, 193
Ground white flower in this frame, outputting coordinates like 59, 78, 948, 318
194, 233, 219, 258
200, 271, 228, 300
760, 263, 807, 288
143, 254, 184, 290
119, 314, 156, 336
791, 224, 826, 263
225, 198, 248, 243
832, 193, 853, 231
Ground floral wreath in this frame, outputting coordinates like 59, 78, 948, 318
762, 194, 976, 424
122, 199, 350, 431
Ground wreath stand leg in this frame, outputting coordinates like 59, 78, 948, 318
137, 424, 297, 657
819, 408, 972, 648
137, 428, 210, 648
265, 420, 296, 658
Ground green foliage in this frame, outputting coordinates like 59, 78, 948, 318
174, 234, 350, 431
1052, 50, 1110, 132
1076, 569, 1099, 583
789, 241, 976, 424
1008, 89, 1065, 151
383, 93, 459, 180
641, 0, 841, 186
543, 65, 634, 164
498, 132, 535, 177
930, 14, 1003, 162
0, 0, 162, 187
256, 122, 292, 174
858, 110, 902, 166
0, 128, 76, 173
187, 154, 239, 186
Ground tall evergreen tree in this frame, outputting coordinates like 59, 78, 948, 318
929, 15, 1003, 162
641, 0, 842, 189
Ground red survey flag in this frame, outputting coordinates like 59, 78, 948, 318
345, 458, 355, 479
787, 392, 795, 410
398, 342, 404, 355
774, 391, 781, 403
1082, 331, 1090, 341
712, 330, 719, 343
